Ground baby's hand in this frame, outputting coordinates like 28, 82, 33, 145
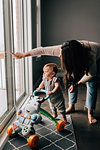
47, 91, 53, 95
36, 88, 41, 91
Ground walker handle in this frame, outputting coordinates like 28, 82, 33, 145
33, 89, 50, 100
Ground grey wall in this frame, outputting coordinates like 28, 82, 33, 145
41, 0, 100, 46
31, 0, 36, 48
32, 0, 100, 89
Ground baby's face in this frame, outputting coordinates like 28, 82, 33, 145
43, 67, 54, 79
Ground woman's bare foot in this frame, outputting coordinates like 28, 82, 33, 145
88, 114, 97, 124
88, 109, 97, 124
66, 104, 75, 114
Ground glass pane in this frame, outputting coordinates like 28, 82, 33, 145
0, 59, 7, 118
13, 0, 25, 100
0, 0, 7, 118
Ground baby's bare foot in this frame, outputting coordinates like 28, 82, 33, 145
53, 113, 58, 118
64, 119, 67, 124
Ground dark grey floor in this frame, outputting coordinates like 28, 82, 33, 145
70, 85, 100, 150
42, 80, 100, 150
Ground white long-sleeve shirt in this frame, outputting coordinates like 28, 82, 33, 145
29, 40, 100, 83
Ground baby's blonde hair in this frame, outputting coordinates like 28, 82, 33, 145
43, 63, 59, 74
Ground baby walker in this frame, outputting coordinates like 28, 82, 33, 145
7, 89, 65, 148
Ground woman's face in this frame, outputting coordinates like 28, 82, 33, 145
59, 48, 62, 58
59, 48, 64, 69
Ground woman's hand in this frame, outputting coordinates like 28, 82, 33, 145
69, 85, 74, 93
0, 53, 5, 59
69, 84, 78, 93
9, 51, 25, 59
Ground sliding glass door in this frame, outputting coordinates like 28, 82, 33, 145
0, 0, 32, 133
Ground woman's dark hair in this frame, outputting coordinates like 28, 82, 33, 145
61, 40, 91, 89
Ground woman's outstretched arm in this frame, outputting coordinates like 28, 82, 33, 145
0, 53, 5, 59
9, 45, 62, 59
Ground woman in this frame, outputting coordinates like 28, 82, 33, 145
9, 40, 100, 124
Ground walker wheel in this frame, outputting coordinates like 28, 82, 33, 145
7, 125, 15, 137
56, 120, 65, 131
28, 134, 39, 148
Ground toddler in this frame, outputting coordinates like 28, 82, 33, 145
37, 63, 67, 123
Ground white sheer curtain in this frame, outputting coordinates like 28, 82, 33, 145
12, 0, 24, 99
12, 0, 33, 100
13, 0, 22, 50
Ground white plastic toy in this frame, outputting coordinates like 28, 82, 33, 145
7, 89, 65, 148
